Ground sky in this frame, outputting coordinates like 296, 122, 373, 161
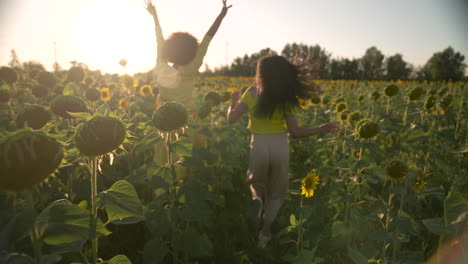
0, 0, 467, 75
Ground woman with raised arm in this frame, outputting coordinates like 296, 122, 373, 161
145, 0, 231, 111
145, 0, 231, 166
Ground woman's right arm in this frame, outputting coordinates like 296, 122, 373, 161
227, 91, 247, 124
145, 0, 164, 63
286, 114, 339, 138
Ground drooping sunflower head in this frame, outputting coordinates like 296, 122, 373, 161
140, 85, 153, 97
301, 173, 320, 198
339, 110, 350, 122
100, 88, 111, 102
356, 119, 380, 139
347, 111, 361, 125
152, 102, 188, 132
37, 71, 57, 88
371, 91, 381, 101
408, 87, 424, 101
205, 92, 222, 107
85, 87, 101, 102
311, 96, 321, 105
67, 66, 84, 83
335, 102, 347, 113
75, 116, 126, 157
0, 66, 18, 85
119, 98, 129, 110
15, 104, 51, 129
386, 160, 408, 180
424, 95, 436, 111
384, 84, 399, 97
31, 84, 49, 98
50, 95, 88, 119
0, 128, 63, 191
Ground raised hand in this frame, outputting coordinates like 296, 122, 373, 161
145, 0, 157, 16
221, 0, 233, 17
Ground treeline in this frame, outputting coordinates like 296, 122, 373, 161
204, 44, 466, 81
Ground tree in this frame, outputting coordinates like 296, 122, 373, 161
8, 49, 22, 69
419, 46, 465, 81
385, 53, 411, 80
281, 43, 331, 79
361, 46, 384, 80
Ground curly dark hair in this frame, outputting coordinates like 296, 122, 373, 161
164, 32, 199, 66
255, 55, 321, 118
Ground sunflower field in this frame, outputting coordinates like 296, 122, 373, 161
0, 65, 467, 264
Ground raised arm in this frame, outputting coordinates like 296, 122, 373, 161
286, 114, 339, 138
206, 0, 232, 37
145, 0, 165, 62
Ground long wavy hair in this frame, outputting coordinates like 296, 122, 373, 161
255, 55, 321, 118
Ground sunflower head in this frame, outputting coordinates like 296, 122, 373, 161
301, 173, 320, 198
16, 104, 51, 129
424, 95, 436, 111
0, 128, 63, 191
371, 91, 381, 101
335, 102, 347, 113
408, 87, 424, 101
439, 94, 452, 110
37, 71, 57, 88
347, 111, 361, 125
205, 92, 221, 107
75, 116, 126, 157
50, 95, 88, 119
140, 85, 153, 97
100, 88, 111, 102
31, 84, 48, 98
152, 102, 188, 131
119, 98, 129, 110
67, 66, 84, 83
356, 119, 380, 139
339, 110, 350, 122
311, 96, 321, 105
384, 84, 399, 97
0, 66, 18, 85
386, 160, 408, 180
85, 87, 101, 102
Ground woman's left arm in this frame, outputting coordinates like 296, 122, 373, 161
206, 0, 232, 37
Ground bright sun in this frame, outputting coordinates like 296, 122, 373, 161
77, 1, 156, 74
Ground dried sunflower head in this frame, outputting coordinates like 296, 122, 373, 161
67, 66, 84, 83
50, 95, 88, 119
386, 160, 408, 179
408, 87, 424, 101
0, 66, 17, 85
152, 102, 188, 131
384, 84, 399, 97
356, 119, 379, 139
75, 116, 126, 157
16, 104, 51, 129
0, 128, 63, 191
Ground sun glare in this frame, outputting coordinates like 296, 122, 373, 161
77, 1, 156, 74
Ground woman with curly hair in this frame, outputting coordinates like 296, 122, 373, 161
145, 0, 231, 111
145, 0, 231, 166
228, 55, 339, 247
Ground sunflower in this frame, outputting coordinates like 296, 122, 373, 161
301, 173, 320, 198
140, 85, 153, 97
119, 98, 129, 110
121, 75, 134, 91
100, 88, 111, 102
228, 87, 238, 93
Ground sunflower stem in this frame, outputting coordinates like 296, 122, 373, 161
26, 190, 42, 264
90, 157, 99, 264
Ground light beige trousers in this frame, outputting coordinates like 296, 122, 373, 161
247, 133, 289, 225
